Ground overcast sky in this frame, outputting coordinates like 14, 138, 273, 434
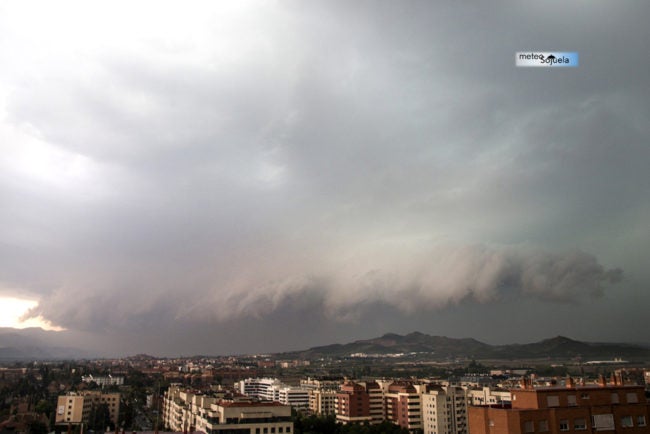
1, 0, 649, 356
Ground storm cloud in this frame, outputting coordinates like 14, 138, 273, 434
1, 0, 648, 355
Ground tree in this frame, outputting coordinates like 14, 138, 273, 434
34, 399, 52, 415
89, 403, 113, 431
27, 420, 49, 434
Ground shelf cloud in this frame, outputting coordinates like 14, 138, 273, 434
0, 0, 648, 354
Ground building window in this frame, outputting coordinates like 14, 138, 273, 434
637, 416, 646, 427
611, 393, 619, 404
524, 421, 535, 433
547, 396, 560, 408
574, 419, 586, 430
568, 395, 577, 406
580, 393, 589, 400
286, 428, 291, 433
591, 413, 614, 431
626, 393, 638, 404
538, 420, 549, 432
621, 416, 633, 428
559, 420, 569, 431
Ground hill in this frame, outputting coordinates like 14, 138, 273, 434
282, 332, 650, 361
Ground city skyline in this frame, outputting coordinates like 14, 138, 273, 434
1, 1, 649, 356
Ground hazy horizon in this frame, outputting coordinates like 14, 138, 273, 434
3, 326, 650, 359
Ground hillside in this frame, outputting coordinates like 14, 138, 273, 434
282, 332, 650, 361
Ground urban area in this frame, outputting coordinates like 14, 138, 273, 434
1, 346, 650, 434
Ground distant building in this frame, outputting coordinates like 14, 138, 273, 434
238, 378, 309, 410
300, 377, 342, 416
81, 374, 124, 387
467, 386, 512, 406
239, 378, 283, 401
278, 387, 309, 409
300, 377, 343, 391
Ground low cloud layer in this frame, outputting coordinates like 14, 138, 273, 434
1, 1, 648, 354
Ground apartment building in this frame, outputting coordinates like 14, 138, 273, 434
278, 387, 309, 410
331, 379, 472, 433
81, 375, 125, 387
383, 382, 423, 431
308, 389, 338, 416
364, 381, 385, 424
422, 385, 469, 434
300, 377, 343, 392
162, 385, 219, 431
336, 382, 372, 424
237, 378, 309, 410
194, 401, 293, 434
300, 377, 342, 416
468, 387, 512, 407
162, 385, 293, 434
55, 394, 88, 425
55, 391, 120, 427
239, 378, 283, 401
469, 380, 650, 434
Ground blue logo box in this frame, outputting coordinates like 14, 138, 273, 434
516, 52, 579, 67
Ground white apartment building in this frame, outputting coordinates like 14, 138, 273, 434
300, 377, 342, 416
162, 385, 293, 434
238, 378, 309, 410
194, 401, 293, 434
466, 386, 511, 406
300, 377, 343, 391
278, 387, 309, 409
239, 378, 283, 401
81, 375, 124, 387
421, 385, 468, 434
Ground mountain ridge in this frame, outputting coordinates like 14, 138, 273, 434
281, 332, 650, 361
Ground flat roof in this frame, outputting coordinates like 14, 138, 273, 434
217, 401, 287, 408
513, 384, 643, 392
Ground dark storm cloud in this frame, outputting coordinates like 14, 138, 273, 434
0, 1, 648, 354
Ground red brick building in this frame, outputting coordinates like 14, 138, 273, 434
469, 380, 650, 434
336, 382, 372, 424
385, 382, 422, 431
